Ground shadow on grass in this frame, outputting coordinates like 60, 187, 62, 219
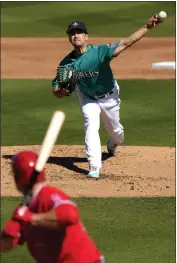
2, 153, 110, 176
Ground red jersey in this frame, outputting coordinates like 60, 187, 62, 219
3, 184, 103, 263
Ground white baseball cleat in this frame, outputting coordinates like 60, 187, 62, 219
87, 166, 100, 178
107, 139, 118, 156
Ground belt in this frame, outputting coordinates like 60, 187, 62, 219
92, 90, 114, 100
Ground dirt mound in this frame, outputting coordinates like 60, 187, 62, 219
1, 145, 175, 197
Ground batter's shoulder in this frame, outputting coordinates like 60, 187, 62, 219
34, 185, 71, 211
40, 184, 70, 201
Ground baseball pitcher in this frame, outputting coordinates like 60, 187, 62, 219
52, 14, 163, 178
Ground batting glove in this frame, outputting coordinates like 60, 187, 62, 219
12, 206, 34, 224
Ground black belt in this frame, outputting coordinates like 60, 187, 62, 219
90, 90, 114, 100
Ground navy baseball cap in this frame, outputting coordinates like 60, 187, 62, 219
66, 21, 88, 35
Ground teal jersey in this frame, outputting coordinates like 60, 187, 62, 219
52, 41, 120, 98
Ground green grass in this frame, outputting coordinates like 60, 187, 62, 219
1, 1, 175, 37
1, 197, 175, 263
1, 79, 175, 147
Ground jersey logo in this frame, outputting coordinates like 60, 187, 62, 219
76, 70, 99, 80
51, 194, 77, 208
108, 41, 119, 48
72, 22, 79, 27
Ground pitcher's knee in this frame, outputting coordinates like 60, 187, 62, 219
84, 118, 100, 131
112, 124, 124, 144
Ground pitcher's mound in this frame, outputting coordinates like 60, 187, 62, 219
1, 145, 175, 198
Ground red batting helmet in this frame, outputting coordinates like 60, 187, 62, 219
12, 151, 45, 187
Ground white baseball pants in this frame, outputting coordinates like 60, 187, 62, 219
77, 81, 124, 170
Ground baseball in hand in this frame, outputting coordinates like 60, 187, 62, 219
158, 11, 167, 19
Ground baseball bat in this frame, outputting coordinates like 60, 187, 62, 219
22, 111, 65, 206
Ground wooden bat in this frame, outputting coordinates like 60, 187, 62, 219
22, 111, 65, 205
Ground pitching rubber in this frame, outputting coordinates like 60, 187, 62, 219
152, 61, 175, 70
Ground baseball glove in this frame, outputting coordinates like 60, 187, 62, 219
56, 66, 77, 95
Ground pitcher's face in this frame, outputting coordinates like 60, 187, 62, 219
69, 29, 88, 47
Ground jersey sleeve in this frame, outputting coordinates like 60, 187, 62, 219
100, 41, 120, 61
50, 193, 79, 225
32, 186, 80, 226
2, 219, 24, 245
